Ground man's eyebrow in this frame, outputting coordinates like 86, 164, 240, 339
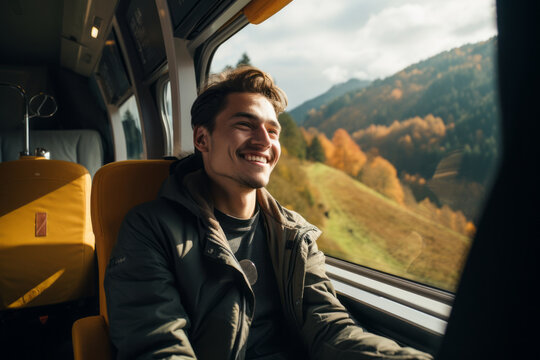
232, 111, 258, 120
232, 112, 281, 130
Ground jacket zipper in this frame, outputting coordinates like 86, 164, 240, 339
207, 239, 253, 360
286, 231, 303, 326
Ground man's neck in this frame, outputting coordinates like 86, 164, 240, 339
210, 181, 257, 219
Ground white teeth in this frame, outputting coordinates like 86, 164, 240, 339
244, 155, 267, 163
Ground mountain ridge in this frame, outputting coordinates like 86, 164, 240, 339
297, 37, 499, 184
289, 78, 371, 125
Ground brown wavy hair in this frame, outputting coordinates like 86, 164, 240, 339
191, 66, 288, 133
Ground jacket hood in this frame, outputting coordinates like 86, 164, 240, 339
159, 153, 208, 217
159, 154, 320, 236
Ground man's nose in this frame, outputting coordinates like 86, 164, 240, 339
251, 125, 272, 146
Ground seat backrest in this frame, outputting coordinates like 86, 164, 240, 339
91, 160, 173, 323
0, 129, 104, 178
0, 157, 95, 309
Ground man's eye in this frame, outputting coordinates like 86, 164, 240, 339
236, 122, 251, 128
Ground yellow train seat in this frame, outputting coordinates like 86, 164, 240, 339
0, 157, 95, 310
72, 159, 173, 360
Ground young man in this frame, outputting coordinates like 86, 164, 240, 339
105, 67, 433, 360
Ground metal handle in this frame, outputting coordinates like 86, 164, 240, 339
0, 83, 58, 157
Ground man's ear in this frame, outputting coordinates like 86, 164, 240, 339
193, 126, 210, 152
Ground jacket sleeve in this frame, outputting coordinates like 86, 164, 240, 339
104, 207, 197, 360
299, 237, 433, 360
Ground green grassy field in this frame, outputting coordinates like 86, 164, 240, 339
303, 162, 471, 291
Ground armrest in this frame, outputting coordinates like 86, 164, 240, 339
72, 315, 113, 360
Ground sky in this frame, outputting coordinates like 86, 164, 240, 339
210, 0, 498, 110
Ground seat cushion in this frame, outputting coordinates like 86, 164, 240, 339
0, 158, 95, 309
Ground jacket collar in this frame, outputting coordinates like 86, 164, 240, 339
160, 154, 293, 226
159, 154, 320, 251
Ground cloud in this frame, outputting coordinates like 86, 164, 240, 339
210, 0, 497, 108
322, 66, 348, 83
345, 0, 497, 78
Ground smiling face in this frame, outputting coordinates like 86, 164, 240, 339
194, 92, 281, 193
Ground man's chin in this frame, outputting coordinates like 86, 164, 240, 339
240, 176, 269, 189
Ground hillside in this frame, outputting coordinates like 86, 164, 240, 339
303, 162, 470, 291
302, 38, 499, 185
289, 78, 371, 125
267, 39, 499, 291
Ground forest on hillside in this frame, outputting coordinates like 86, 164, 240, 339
276, 112, 475, 238
288, 37, 500, 221
298, 37, 499, 185
271, 108, 476, 290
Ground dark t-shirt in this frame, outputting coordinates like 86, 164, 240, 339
214, 208, 299, 360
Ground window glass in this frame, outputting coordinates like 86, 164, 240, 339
98, 31, 131, 104
118, 95, 144, 159
210, 0, 499, 292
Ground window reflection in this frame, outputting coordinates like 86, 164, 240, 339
118, 95, 143, 159
162, 80, 173, 155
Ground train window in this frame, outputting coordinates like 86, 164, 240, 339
211, 0, 499, 292
98, 31, 131, 104
118, 95, 144, 159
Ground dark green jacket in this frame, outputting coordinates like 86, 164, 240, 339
105, 155, 432, 360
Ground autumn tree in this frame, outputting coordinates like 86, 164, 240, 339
359, 156, 405, 204
329, 128, 367, 177
278, 112, 306, 159
307, 136, 325, 162
352, 114, 446, 177
415, 198, 475, 236
317, 133, 335, 163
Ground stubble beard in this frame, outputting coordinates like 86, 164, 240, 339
235, 171, 270, 189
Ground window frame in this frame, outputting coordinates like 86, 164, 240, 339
326, 256, 453, 330
156, 76, 174, 156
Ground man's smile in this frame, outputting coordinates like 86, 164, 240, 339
239, 152, 272, 165
244, 154, 268, 163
